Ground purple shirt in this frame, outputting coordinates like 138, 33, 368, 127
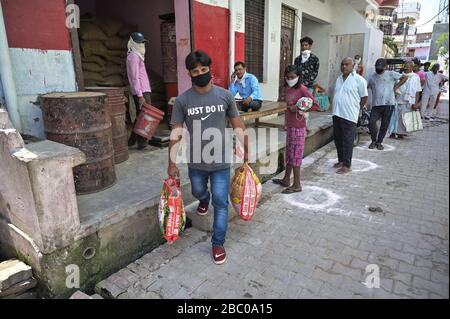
126, 52, 151, 97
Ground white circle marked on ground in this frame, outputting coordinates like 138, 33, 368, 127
301, 156, 317, 167
284, 186, 341, 211
356, 141, 396, 152
321, 159, 379, 173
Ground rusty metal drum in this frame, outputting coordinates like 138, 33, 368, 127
40, 92, 116, 195
85, 87, 129, 164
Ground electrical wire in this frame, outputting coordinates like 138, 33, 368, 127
415, 4, 449, 28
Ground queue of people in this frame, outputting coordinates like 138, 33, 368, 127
125, 30, 446, 264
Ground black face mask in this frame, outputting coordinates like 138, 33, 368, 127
375, 68, 384, 74
192, 71, 212, 87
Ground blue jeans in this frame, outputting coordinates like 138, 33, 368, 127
188, 167, 231, 247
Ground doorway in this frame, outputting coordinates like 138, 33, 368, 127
279, 5, 296, 101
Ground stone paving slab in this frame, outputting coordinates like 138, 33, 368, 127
95, 118, 449, 299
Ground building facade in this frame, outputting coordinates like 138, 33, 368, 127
0, 0, 384, 138
407, 32, 432, 61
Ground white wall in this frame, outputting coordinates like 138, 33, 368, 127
257, 0, 383, 101
5, 49, 77, 138
301, 16, 332, 89
229, 0, 245, 74
174, 0, 192, 95
330, 0, 383, 78
259, 0, 333, 101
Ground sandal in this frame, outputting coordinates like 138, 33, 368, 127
282, 186, 302, 194
272, 179, 290, 187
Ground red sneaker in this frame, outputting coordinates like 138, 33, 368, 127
212, 246, 227, 265
197, 201, 209, 216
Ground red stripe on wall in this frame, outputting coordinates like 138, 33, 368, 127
234, 32, 245, 63
1, 0, 72, 51
192, 1, 230, 89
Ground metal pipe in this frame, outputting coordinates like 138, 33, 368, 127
0, 1, 22, 132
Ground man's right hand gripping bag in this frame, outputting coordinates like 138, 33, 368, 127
230, 163, 262, 221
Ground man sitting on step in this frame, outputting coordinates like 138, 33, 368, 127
229, 61, 263, 113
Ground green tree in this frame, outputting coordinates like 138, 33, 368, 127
383, 37, 398, 56
436, 32, 449, 68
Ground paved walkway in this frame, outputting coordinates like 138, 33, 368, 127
96, 103, 449, 300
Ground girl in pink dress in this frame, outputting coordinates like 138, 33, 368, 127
273, 65, 319, 194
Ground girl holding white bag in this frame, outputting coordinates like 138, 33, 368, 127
389, 61, 422, 139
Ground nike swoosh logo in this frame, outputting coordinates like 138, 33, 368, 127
201, 114, 213, 121
215, 253, 225, 258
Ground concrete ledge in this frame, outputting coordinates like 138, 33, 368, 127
1, 110, 333, 298
94, 228, 208, 299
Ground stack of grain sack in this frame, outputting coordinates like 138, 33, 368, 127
79, 15, 167, 112
79, 16, 135, 87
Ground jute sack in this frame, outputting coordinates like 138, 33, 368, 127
81, 41, 109, 59
83, 71, 105, 82
108, 50, 127, 58
107, 55, 126, 65
105, 37, 128, 50
100, 74, 125, 86
82, 55, 106, 67
79, 22, 107, 41
95, 18, 124, 37
82, 62, 105, 73
101, 64, 125, 77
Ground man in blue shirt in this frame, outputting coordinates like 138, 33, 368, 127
229, 61, 263, 112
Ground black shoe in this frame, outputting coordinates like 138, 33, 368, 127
376, 143, 384, 151
369, 142, 377, 149
137, 137, 148, 150
138, 142, 148, 150
128, 136, 137, 147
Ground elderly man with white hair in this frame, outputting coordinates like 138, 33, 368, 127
388, 60, 422, 138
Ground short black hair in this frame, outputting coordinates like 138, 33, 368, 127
300, 36, 314, 45
424, 62, 431, 66
234, 61, 246, 69
284, 64, 303, 89
185, 50, 212, 71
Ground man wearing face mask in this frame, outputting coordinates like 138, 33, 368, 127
168, 50, 249, 265
367, 58, 407, 150
126, 32, 153, 150
229, 61, 262, 112
294, 37, 320, 89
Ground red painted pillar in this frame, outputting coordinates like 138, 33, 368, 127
191, 0, 230, 89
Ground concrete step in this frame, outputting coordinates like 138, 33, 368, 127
0, 260, 33, 291
35, 111, 333, 298
0, 277, 37, 299
94, 228, 208, 299
184, 201, 238, 233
